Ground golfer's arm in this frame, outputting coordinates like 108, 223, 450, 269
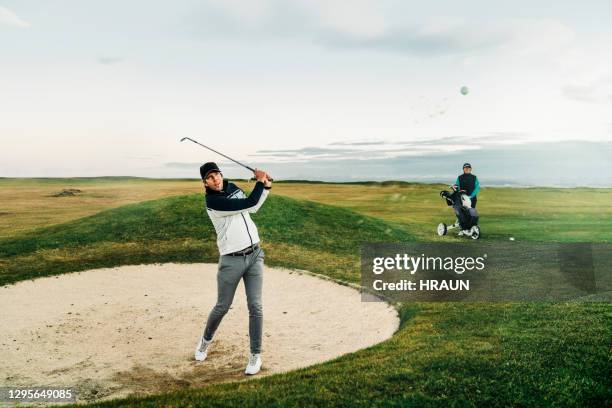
470, 178, 480, 198
247, 189, 269, 214
206, 182, 266, 217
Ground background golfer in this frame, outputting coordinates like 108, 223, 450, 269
195, 162, 272, 375
454, 163, 480, 208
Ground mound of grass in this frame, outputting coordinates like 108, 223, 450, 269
0, 194, 412, 286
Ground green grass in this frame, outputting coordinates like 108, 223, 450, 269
0, 193, 411, 286
1, 182, 610, 407
269, 183, 612, 242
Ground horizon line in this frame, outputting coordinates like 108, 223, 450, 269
1, 176, 611, 189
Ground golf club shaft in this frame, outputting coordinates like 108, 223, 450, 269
180, 137, 273, 181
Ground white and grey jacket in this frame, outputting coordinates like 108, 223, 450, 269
205, 180, 270, 255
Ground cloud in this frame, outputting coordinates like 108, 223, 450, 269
265, 140, 612, 186
165, 141, 612, 187
318, 19, 511, 56
252, 133, 529, 161
562, 80, 612, 104
165, 162, 203, 169
329, 141, 388, 146
256, 146, 360, 155
189, 2, 574, 57
98, 57, 125, 65
0, 6, 30, 28
165, 161, 241, 169
124, 155, 161, 161
321, 19, 573, 57
562, 85, 596, 102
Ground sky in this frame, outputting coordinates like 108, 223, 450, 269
1, 0, 611, 185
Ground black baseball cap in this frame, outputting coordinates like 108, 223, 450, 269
200, 162, 221, 180
463, 163, 472, 169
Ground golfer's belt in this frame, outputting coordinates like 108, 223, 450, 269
227, 244, 260, 256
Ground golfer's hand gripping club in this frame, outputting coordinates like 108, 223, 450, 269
251, 169, 273, 184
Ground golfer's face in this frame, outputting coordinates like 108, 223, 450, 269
205, 171, 223, 191
463, 167, 472, 174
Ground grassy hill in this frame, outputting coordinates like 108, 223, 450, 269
0, 194, 412, 286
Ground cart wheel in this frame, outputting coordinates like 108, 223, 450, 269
470, 225, 480, 240
437, 223, 447, 236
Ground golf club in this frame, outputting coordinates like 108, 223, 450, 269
180, 137, 273, 181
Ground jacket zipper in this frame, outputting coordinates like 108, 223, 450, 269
241, 213, 253, 246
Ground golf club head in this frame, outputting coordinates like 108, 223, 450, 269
180, 137, 188, 142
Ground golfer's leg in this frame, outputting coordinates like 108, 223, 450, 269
243, 250, 264, 354
471, 197, 477, 208
202, 256, 242, 341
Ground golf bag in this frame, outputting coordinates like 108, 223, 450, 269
440, 190, 479, 230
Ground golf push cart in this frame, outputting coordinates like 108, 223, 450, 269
437, 185, 481, 240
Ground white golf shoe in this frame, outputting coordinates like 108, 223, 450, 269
244, 353, 262, 375
195, 337, 211, 361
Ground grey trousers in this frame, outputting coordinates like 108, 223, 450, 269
202, 247, 264, 354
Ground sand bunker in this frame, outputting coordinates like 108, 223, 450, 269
1, 263, 398, 403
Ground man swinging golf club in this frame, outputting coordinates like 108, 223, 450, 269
195, 162, 272, 375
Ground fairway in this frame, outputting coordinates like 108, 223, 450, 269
0, 178, 610, 407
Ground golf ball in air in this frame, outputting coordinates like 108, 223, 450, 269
460, 86, 469, 95
509, 237, 515, 241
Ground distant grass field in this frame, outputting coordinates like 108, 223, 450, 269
270, 182, 612, 242
0, 177, 201, 238
1, 178, 610, 407
2, 177, 611, 242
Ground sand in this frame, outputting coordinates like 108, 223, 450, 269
0, 263, 398, 403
